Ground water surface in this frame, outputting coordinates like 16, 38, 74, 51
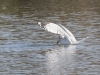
0, 0, 100, 75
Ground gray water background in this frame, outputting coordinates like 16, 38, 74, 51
0, 0, 100, 75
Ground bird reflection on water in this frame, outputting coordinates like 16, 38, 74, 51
46, 45, 76, 75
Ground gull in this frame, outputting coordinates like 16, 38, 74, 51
38, 22, 77, 45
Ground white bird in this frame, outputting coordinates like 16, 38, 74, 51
38, 22, 77, 45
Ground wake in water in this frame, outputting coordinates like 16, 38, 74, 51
77, 37, 89, 44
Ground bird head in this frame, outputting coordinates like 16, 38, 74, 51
38, 22, 41, 27
38, 22, 50, 29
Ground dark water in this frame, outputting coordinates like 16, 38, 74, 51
0, 0, 100, 75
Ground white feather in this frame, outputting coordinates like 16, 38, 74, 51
38, 22, 77, 44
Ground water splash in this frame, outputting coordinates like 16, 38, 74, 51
77, 37, 89, 44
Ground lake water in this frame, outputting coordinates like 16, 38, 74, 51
0, 0, 100, 75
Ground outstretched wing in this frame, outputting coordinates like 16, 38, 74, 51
58, 24, 77, 42
39, 22, 77, 44
43, 23, 66, 37
58, 24, 74, 37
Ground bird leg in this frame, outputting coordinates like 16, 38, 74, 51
57, 36, 60, 45
57, 40, 60, 45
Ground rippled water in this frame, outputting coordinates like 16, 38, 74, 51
0, 0, 100, 75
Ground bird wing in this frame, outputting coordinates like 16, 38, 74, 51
58, 24, 76, 39
58, 24, 77, 43
43, 23, 66, 37
43, 23, 77, 44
